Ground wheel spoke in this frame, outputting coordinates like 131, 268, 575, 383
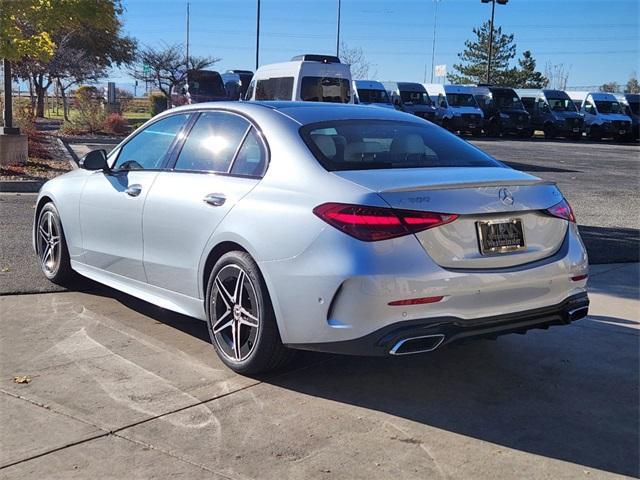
41, 245, 51, 264
39, 225, 49, 242
232, 321, 241, 360
239, 308, 259, 328
50, 235, 60, 246
233, 269, 244, 304
212, 310, 233, 333
215, 277, 234, 308
47, 212, 52, 235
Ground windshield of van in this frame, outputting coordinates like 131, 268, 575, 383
357, 88, 391, 104
446, 93, 477, 108
491, 91, 524, 110
547, 97, 577, 112
595, 101, 622, 114
300, 120, 501, 171
400, 91, 431, 105
301, 77, 350, 103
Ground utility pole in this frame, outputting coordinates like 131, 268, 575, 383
482, 0, 508, 84
336, 0, 341, 57
430, 0, 441, 83
2, 59, 18, 134
185, 2, 190, 69
255, 0, 261, 70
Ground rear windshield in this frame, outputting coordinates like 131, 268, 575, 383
301, 77, 350, 103
491, 90, 524, 110
300, 120, 501, 171
256, 77, 294, 100
357, 88, 391, 105
188, 73, 226, 96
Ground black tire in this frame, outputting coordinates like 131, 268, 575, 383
35, 202, 74, 285
589, 125, 602, 141
543, 124, 556, 140
471, 128, 483, 137
205, 251, 294, 374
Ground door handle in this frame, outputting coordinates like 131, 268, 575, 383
203, 193, 226, 207
125, 184, 142, 197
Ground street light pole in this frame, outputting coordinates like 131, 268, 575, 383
336, 0, 341, 57
485, 0, 496, 84
185, 2, 190, 69
255, 0, 261, 70
430, 0, 441, 83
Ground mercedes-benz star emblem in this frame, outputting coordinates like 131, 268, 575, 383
499, 187, 514, 205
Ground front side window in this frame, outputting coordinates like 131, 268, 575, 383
230, 128, 267, 177
255, 77, 294, 100
584, 101, 596, 114
301, 120, 501, 171
113, 113, 191, 170
300, 77, 350, 103
174, 112, 249, 173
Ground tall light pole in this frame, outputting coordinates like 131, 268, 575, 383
481, 0, 508, 84
430, 0, 441, 83
336, 0, 341, 57
185, 2, 190, 69
255, 0, 261, 70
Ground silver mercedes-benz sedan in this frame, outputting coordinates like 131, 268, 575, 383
33, 102, 589, 373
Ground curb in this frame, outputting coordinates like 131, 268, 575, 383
0, 180, 44, 193
56, 137, 80, 169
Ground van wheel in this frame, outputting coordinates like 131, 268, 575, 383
205, 251, 295, 374
543, 124, 556, 139
35, 202, 75, 285
589, 126, 602, 140
471, 128, 483, 137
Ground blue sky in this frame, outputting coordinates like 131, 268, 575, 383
113, 0, 639, 90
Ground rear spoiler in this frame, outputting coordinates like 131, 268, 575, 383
382, 179, 556, 193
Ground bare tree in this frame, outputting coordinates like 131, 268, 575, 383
131, 43, 220, 100
339, 42, 376, 80
625, 72, 640, 94
544, 62, 571, 90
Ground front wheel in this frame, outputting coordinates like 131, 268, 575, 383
205, 251, 294, 374
543, 124, 556, 140
35, 202, 74, 285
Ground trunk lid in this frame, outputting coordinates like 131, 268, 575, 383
335, 167, 568, 269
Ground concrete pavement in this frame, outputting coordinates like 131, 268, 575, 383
0, 263, 637, 479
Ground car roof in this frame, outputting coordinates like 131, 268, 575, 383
163, 101, 420, 125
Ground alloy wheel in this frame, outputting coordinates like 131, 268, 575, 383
37, 211, 61, 276
210, 264, 260, 362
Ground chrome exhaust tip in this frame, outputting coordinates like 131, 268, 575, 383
566, 306, 588, 322
389, 334, 445, 356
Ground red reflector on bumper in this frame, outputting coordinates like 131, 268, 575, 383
571, 274, 588, 282
388, 296, 444, 306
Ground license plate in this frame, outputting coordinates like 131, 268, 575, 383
619, 129, 626, 135
469, 123, 476, 128
477, 219, 526, 255
517, 126, 523, 130
573, 127, 580, 132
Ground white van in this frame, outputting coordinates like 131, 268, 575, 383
569, 91, 632, 140
352, 80, 394, 109
423, 84, 484, 135
245, 54, 353, 103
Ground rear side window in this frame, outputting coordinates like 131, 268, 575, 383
255, 77, 294, 100
301, 77, 350, 103
174, 112, 249, 173
230, 128, 267, 177
113, 113, 191, 170
301, 120, 502, 171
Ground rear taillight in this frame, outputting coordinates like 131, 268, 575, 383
313, 202, 458, 242
546, 199, 575, 223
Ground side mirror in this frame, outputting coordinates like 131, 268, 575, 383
80, 149, 109, 171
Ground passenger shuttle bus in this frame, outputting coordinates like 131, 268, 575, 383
424, 84, 484, 135
472, 85, 532, 137
352, 80, 394, 109
517, 89, 584, 139
382, 82, 436, 121
617, 93, 639, 141
245, 54, 353, 103
569, 91, 632, 140
221, 70, 254, 100
170, 70, 228, 107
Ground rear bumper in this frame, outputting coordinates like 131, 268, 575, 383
288, 292, 589, 356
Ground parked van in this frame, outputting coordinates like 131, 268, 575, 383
221, 70, 254, 100
617, 93, 639, 140
245, 54, 352, 103
424, 84, 484, 135
472, 85, 532, 137
569, 91, 632, 140
170, 70, 228, 107
518, 89, 584, 139
352, 80, 394, 109
382, 82, 436, 121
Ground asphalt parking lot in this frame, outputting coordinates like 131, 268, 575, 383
1, 138, 639, 479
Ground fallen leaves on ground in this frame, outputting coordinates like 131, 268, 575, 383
13, 375, 31, 384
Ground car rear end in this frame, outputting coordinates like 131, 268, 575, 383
263, 110, 589, 355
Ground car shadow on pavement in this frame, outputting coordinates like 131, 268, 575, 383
266, 319, 639, 478
579, 225, 640, 265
